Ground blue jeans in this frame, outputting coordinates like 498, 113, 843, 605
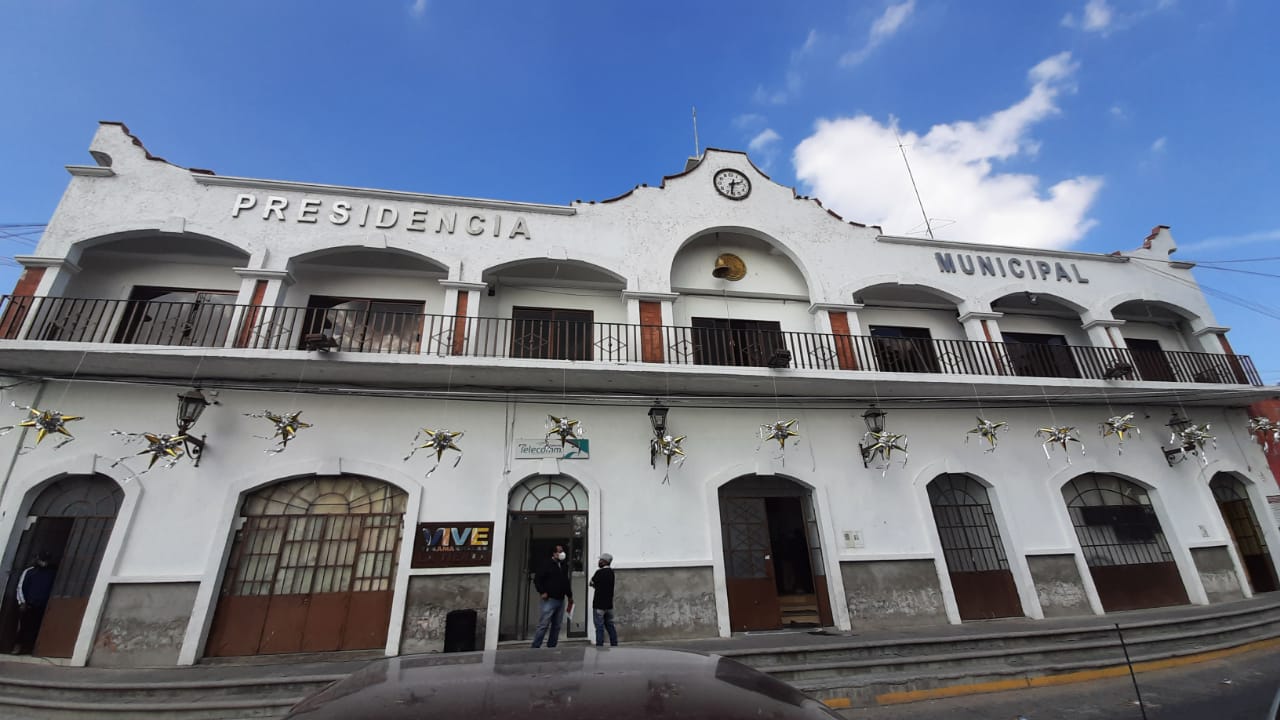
593, 608, 617, 646
530, 597, 564, 648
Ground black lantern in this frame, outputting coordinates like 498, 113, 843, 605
860, 405, 887, 467
1162, 411, 1192, 466
648, 404, 669, 437
176, 388, 211, 466
648, 404, 670, 469
862, 405, 886, 434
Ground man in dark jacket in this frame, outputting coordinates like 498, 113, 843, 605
530, 544, 573, 648
13, 552, 56, 655
590, 553, 617, 646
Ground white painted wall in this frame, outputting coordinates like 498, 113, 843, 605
997, 313, 1090, 346
857, 307, 966, 342
1120, 322, 1192, 353
63, 254, 242, 299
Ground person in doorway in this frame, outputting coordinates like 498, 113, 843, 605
530, 544, 573, 648
13, 551, 56, 655
590, 553, 618, 647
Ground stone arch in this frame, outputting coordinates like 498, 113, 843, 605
0, 470, 126, 661
699, 461, 849, 635
181, 458, 423, 665
977, 285, 1090, 316
203, 472, 410, 658
845, 276, 966, 307
1059, 472, 1191, 611
481, 258, 627, 288
61, 225, 254, 264
925, 472, 1025, 620
668, 226, 814, 298
286, 245, 450, 274
0, 453, 140, 666
1209, 471, 1279, 594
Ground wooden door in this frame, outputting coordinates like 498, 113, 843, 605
1127, 338, 1176, 382
34, 517, 115, 657
206, 512, 402, 657
720, 497, 781, 631
1212, 476, 1279, 593
928, 475, 1022, 620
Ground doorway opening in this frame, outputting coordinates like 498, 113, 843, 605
927, 474, 1023, 620
0, 474, 123, 658
1211, 473, 1279, 593
1062, 473, 1189, 611
719, 475, 832, 632
499, 475, 588, 641
204, 475, 406, 657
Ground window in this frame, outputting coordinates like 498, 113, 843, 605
510, 307, 593, 360
112, 286, 237, 346
1002, 331, 1080, 379
869, 326, 940, 373
302, 295, 424, 353
1126, 338, 1176, 382
690, 317, 784, 367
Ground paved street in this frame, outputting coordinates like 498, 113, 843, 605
840, 646, 1280, 720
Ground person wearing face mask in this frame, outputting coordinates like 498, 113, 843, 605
12, 551, 56, 655
530, 544, 573, 648
589, 553, 618, 647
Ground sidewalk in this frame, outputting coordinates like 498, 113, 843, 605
0, 594, 1275, 685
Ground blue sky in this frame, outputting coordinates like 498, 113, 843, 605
2, 1, 1278, 382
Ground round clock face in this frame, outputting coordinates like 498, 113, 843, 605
714, 169, 751, 200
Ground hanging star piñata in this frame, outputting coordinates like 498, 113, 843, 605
545, 414, 585, 450
1099, 413, 1141, 455
1036, 425, 1085, 463
759, 419, 800, 450
862, 430, 909, 476
404, 427, 464, 477
1172, 423, 1216, 466
109, 430, 187, 477
0, 402, 83, 449
245, 410, 312, 455
1248, 417, 1280, 451
650, 433, 687, 483
965, 417, 1008, 452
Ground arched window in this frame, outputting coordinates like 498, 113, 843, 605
508, 475, 588, 513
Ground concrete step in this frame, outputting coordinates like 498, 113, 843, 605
736, 599, 1280, 705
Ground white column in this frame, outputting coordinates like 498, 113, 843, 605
437, 280, 487, 358
957, 311, 1002, 344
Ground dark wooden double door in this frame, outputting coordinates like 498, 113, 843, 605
206, 512, 402, 657
928, 475, 1022, 621
720, 483, 832, 632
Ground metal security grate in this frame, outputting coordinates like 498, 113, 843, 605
928, 474, 1009, 573
1063, 474, 1173, 567
222, 513, 402, 597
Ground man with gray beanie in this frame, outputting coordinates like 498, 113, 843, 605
590, 553, 618, 646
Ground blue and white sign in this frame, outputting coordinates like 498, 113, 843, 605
515, 438, 590, 460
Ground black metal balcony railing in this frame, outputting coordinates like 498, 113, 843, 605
0, 295, 1262, 386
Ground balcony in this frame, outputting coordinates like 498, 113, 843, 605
0, 295, 1263, 388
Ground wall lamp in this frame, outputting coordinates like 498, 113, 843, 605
176, 388, 212, 467
648, 404, 670, 468
859, 405, 887, 468
1161, 410, 1192, 466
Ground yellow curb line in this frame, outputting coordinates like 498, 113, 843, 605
829, 635, 1280, 707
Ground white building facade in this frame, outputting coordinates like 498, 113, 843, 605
0, 122, 1277, 667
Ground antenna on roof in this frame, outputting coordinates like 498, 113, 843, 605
692, 106, 701, 158
896, 131, 934, 240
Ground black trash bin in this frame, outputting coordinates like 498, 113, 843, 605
443, 609, 477, 653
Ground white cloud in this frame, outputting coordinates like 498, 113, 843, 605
734, 113, 766, 129
754, 29, 819, 106
748, 129, 782, 153
1177, 228, 1280, 255
409, 0, 428, 18
794, 52, 1102, 250
1063, 0, 1171, 35
1151, 136, 1167, 152
1109, 104, 1127, 120
840, 0, 915, 67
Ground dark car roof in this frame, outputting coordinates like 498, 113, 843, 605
285, 646, 843, 719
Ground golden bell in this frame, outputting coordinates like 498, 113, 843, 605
712, 253, 746, 281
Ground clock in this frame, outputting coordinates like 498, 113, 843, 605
713, 169, 751, 200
